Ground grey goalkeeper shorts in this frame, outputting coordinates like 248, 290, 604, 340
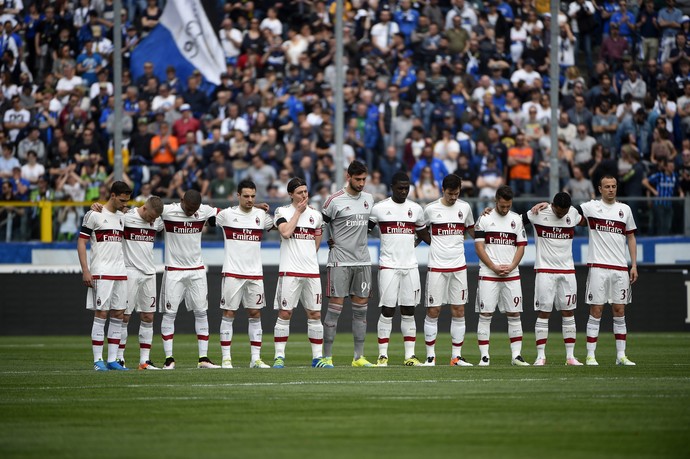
326, 266, 372, 299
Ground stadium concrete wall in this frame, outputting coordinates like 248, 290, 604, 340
1, 266, 689, 336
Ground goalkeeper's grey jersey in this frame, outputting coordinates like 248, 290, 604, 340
322, 188, 373, 267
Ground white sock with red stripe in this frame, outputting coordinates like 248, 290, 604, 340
307, 319, 324, 359
613, 316, 627, 358
117, 320, 128, 361
586, 315, 600, 358
220, 316, 234, 360
194, 311, 209, 358
106, 317, 123, 363
161, 313, 175, 358
450, 317, 465, 357
91, 317, 106, 362
139, 321, 153, 364
274, 318, 290, 358
477, 315, 492, 359
562, 316, 576, 359
401, 314, 417, 360
507, 316, 523, 359
423, 316, 438, 359
535, 318, 549, 360
377, 315, 392, 357
248, 317, 263, 362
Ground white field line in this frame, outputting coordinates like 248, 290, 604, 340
2, 376, 690, 392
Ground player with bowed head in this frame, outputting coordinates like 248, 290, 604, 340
78, 181, 132, 371
474, 185, 529, 366
370, 172, 430, 366
321, 161, 376, 367
422, 173, 476, 366
533, 175, 638, 365
216, 180, 274, 369
272, 178, 332, 368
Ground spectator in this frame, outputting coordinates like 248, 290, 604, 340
507, 132, 534, 196
564, 165, 595, 204
643, 158, 683, 234
0, 143, 19, 178
207, 165, 235, 200
17, 127, 46, 163
20, 150, 45, 189
410, 145, 448, 190
150, 121, 177, 167
247, 155, 277, 199
570, 123, 597, 168
412, 165, 440, 201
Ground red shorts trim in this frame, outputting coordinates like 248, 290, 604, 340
428, 266, 467, 273
478, 275, 521, 282
165, 266, 205, 271
222, 273, 263, 280
587, 263, 628, 272
535, 269, 576, 274
278, 272, 320, 278
92, 275, 127, 280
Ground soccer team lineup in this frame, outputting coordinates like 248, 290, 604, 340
80, 160, 637, 371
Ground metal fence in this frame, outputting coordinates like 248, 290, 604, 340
1, 196, 689, 242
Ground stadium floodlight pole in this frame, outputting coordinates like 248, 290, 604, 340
334, 0, 344, 190
548, 0, 560, 198
113, 0, 123, 181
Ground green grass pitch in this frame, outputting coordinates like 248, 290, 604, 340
1, 332, 688, 459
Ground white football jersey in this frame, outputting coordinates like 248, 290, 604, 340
275, 204, 323, 276
79, 208, 126, 278
370, 198, 426, 269
216, 206, 274, 278
161, 203, 218, 269
527, 206, 582, 273
424, 198, 475, 271
581, 200, 636, 270
474, 210, 527, 278
123, 207, 164, 275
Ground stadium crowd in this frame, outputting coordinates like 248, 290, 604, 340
0, 0, 689, 241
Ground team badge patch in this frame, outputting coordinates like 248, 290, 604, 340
511, 220, 516, 229
535, 300, 539, 307
619, 210, 624, 219
166, 301, 172, 310
407, 208, 412, 218
282, 299, 288, 308
566, 216, 571, 225
309, 216, 314, 225
96, 297, 101, 307
364, 201, 369, 209
458, 210, 463, 220
480, 301, 484, 310
220, 297, 225, 306
256, 217, 260, 226
428, 295, 434, 304
588, 293, 593, 301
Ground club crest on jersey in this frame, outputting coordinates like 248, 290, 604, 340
255, 216, 260, 226
194, 212, 199, 219
566, 216, 571, 225
511, 220, 516, 229
282, 299, 288, 308
96, 297, 101, 307
309, 216, 314, 225
220, 297, 225, 306
364, 201, 369, 209
535, 300, 539, 307
428, 295, 434, 304
480, 301, 484, 310
619, 210, 624, 219
588, 293, 593, 301
458, 210, 463, 219
407, 208, 412, 218
166, 301, 172, 310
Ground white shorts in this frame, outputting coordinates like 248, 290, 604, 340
274, 275, 322, 311
475, 277, 523, 314
159, 268, 208, 313
425, 268, 469, 307
125, 269, 157, 315
585, 267, 632, 305
221, 275, 265, 311
86, 277, 127, 311
534, 271, 577, 312
378, 268, 421, 308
